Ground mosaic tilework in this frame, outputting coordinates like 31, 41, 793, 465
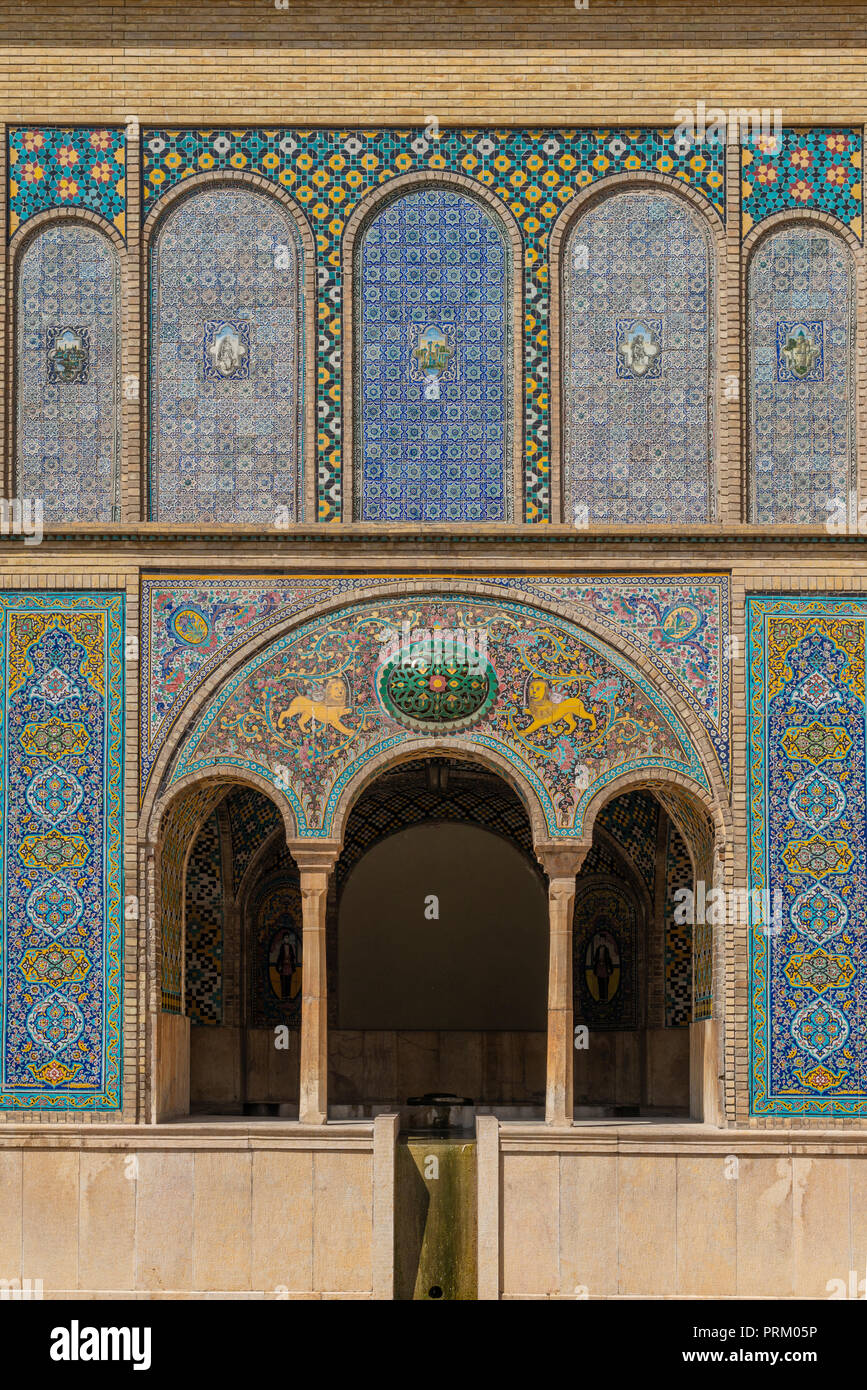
357, 188, 511, 522
250, 873, 303, 1029
159, 784, 225, 1013
225, 786, 283, 894
573, 878, 640, 1030
597, 789, 659, 890
654, 784, 716, 1021
149, 186, 304, 522
664, 820, 693, 1027
16, 223, 120, 523
140, 573, 730, 797
748, 227, 855, 525
748, 596, 867, 1116
0, 593, 124, 1109
173, 594, 709, 841
741, 129, 862, 239
9, 127, 126, 237
143, 128, 725, 522
184, 810, 224, 1026
563, 191, 714, 524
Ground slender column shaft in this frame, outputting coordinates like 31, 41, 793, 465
545, 875, 578, 1126
299, 868, 330, 1125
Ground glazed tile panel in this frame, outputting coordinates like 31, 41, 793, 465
9, 127, 126, 237
741, 128, 862, 238
170, 593, 709, 840
748, 228, 856, 524
357, 188, 511, 522
563, 191, 715, 523
748, 596, 867, 1117
16, 223, 120, 523
143, 126, 727, 521
149, 186, 304, 522
140, 573, 729, 797
0, 593, 124, 1110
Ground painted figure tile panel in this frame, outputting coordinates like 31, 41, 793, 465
563, 191, 714, 524
140, 573, 729, 798
9, 127, 126, 236
149, 186, 304, 523
748, 596, 867, 1116
748, 228, 856, 525
573, 878, 640, 1030
357, 188, 511, 521
0, 593, 124, 1110
172, 594, 708, 840
16, 223, 120, 523
741, 129, 862, 239
143, 127, 726, 521
250, 874, 303, 1029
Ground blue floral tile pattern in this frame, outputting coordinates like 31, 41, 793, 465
149, 185, 304, 523
143, 128, 726, 522
748, 228, 855, 524
748, 596, 867, 1116
0, 593, 124, 1110
562, 191, 715, 524
16, 223, 121, 523
358, 187, 511, 521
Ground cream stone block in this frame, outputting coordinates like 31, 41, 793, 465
559, 1153, 618, 1297
617, 1155, 676, 1295
22, 1150, 78, 1292
251, 1150, 313, 1294
193, 1151, 253, 1292
736, 1157, 793, 1297
850, 1156, 867, 1291
0, 1150, 22, 1284
793, 1156, 850, 1298
79, 1151, 136, 1292
675, 1154, 736, 1296
135, 1150, 193, 1292
312, 1151, 373, 1293
502, 1154, 559, 1297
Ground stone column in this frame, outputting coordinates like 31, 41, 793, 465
290, 843, 340, 1125
536, 845, 588, 1127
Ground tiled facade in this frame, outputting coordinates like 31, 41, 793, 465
4, 0, 867, 1303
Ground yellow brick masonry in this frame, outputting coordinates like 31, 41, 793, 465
0, 0, 864, 126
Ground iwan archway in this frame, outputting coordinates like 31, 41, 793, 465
142, 585, 728, 1126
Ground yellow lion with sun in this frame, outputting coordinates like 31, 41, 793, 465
520, 678, 597, 736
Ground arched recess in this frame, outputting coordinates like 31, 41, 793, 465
11, 210, 122, 522
579, 769, 725, 1122
144, 771, 295, 1121
330, 757, 549, 1115
342, 173, 524, 523
143, 585, 729, 1125
745, 213, 860, 525
550, 175, 720, 526
145, 173, 314, 523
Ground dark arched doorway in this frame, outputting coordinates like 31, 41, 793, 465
572, 789, 694, 1116
329, 759, 548, 1118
